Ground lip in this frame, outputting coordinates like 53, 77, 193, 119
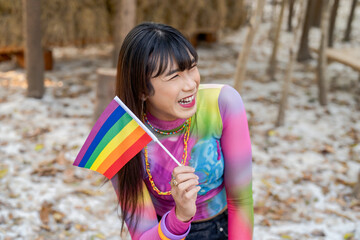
178, 94, 196, 108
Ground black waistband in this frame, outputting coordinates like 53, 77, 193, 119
157, 209, 228, 224
192, 209, 228, 225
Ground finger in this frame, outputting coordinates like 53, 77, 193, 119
177, 178, 199, 193
172, 166, 195, 177
184, 186, 201, 199
176, 173, 199, 184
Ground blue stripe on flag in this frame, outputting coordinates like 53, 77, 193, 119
78, 105, 126, 167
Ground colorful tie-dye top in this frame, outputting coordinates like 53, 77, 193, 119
111, 84, 253, 239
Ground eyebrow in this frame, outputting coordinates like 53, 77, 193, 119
165, 59, 196, 77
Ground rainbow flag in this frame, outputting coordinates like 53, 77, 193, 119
73, 96, 156, 179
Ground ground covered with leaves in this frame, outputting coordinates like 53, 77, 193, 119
1, 4, 360, 240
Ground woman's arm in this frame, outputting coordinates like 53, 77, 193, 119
111, 175, 191, 240
219, 85, 254, 239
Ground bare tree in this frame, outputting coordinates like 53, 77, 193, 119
312, 0, 323, 28
112, 0, 136, 67
317, 0, 330, 106
297, 0, 316, 62
343, 0, 357, 42
276, 0, 307, 127
268, 0, 279, 42
233, 0, 265, 92
317, 0, 331, 106
287, 0, 296, 32
267, 0, 286, 81
328, 0, 339, 47
23, 0, 44, 98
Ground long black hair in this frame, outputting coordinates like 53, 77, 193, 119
115, 22, 198, 232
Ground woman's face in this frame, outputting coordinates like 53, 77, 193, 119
146, 58, 200, 121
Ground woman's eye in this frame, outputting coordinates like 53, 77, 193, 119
169, 74, 179, 80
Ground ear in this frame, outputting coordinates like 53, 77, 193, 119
140, 93, 148, 101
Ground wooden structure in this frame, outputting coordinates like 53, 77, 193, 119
311, 47, 360, 108
93, 68, 116, 123
311, 47, 360, 72
0, 47, 53, 70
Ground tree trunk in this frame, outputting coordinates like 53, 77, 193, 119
267, 0, 286, 81
112, 0, 136, 67
268, 0, 278, 42
276, 0, 307, 127
297, 0, 316, 62
355, 74, 360, 110
287, 0, 295, 32
343, 0, 357, 42
233, 0, 265, 93
317, 0, 331, 106
328, 0, 339, 47
312, 0, 323, 28
23, 0, 44, 98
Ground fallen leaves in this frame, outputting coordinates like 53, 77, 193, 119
39, 201, 67, 231
31, 152, 72, 177
0, 167, 8, 179
72, 189, 104, 196
22, 127, 50, 139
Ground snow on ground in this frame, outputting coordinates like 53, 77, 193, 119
1, 1, 360, 240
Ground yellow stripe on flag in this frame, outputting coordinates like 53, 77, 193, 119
90, 119, 139, 171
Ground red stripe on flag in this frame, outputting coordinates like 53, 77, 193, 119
104, 133, 152, 179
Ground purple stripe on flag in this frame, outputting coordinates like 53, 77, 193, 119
73, 99, 119, 166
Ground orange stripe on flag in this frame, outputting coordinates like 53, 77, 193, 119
96, 126, 146, 174
104, 133, 152, 179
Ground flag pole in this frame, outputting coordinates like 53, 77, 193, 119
114, 96, 182, 166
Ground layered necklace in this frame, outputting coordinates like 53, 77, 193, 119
144, 113, 191, 195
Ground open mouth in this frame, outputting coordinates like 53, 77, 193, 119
178, 95, 195, 105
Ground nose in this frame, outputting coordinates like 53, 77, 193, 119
182, 71, 197, 92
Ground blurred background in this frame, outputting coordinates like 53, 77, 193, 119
0, 0, 359, 239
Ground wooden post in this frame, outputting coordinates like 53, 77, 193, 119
343, 0, 357, 42
276, 0, 307, 127
23, 0, 44, 98
317, 0, 331, 106
267, 0, 286, 81
94, 68, 117, 123
112, 0, 136, 67
233, 0, 265, 93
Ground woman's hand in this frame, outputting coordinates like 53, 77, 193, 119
171, 166, 201, 222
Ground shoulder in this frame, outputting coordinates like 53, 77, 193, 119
217, 85, 245, 113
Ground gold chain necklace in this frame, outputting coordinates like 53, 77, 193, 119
144, 118, 191, 195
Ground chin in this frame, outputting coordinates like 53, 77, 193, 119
179, 106, 197, 119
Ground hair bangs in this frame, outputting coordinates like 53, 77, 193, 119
147, 35, 198, 79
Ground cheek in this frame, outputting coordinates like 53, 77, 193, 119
194, 69, 201, 84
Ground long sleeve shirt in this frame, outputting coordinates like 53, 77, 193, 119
111, 84, 253, 239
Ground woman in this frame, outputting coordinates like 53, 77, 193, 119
111, 22, 253, 240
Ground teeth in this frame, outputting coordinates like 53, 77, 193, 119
179, 95, 194, 104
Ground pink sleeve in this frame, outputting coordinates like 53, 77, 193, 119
219, 85, 254, 239
110, 175, 190, 240
165, 207, 192, 235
